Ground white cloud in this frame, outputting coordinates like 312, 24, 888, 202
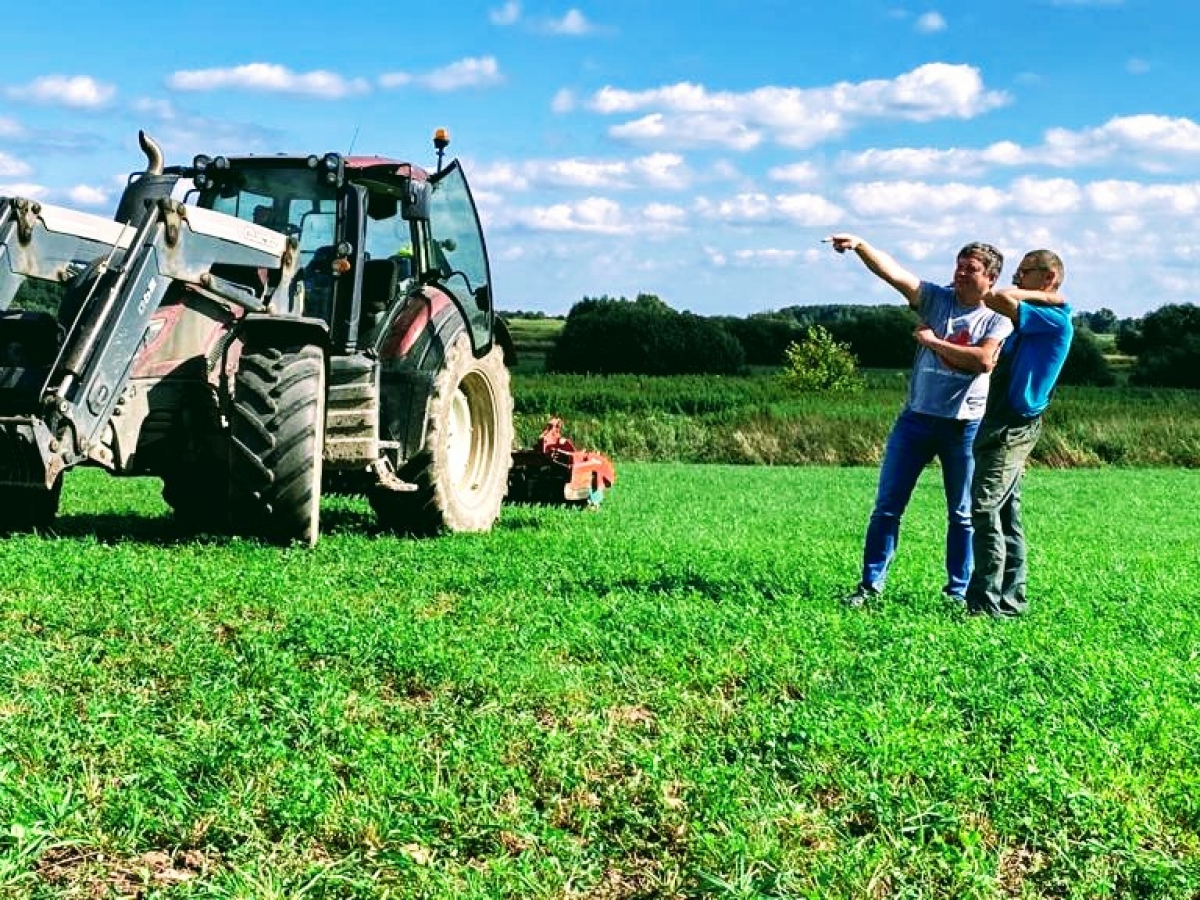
0, 116, 24, 137
642, 203, 687, 227
866, 62, 1007, 120
380, 56, 503, 92
835, 114, 1200, 181
0, 182, 44, 198
471, 152, 689, 192
630, 153, 690, 189
132, 97, 177, 119
0, 153, 31, 178
840, 143, 1028, 177
551, 88, 577, 113
591, 63, 1009, 151
775, 193, 844, 226
6, 75, 116, 109
694, 193, 773, 223
695, 191, 843, 227
1126, 57, 1150, 74
843, 180, 1009, 217
169, 64, 370, 98
609, 112, 762, 151
524, 197, 625, 233
1041, 114, 1200, 169
711, 160, 743, 182
544, 9, 595, 35
422, 56, 503, 91
469, 161, 531, 191
490, 1, 520, 25
731, 248, 804, 266
546, 159, 629, 188
1008, 176, 1083, 214
768, 162, 820, 185
1086, 179, 1200, 215
916, 12, 947, 33
67, 184, 110, 207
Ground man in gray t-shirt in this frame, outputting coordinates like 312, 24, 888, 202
827, 234, 1012, 607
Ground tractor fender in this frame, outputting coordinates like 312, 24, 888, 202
376, 285, 475, 463
222, 313, 331, 392
235, 312, 331, 353
377, 285, 458, 366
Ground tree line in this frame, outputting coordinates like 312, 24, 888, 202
14, 275, 1194, 389
531, 293, 1200, 387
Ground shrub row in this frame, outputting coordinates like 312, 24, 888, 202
513, 373, 1200, 468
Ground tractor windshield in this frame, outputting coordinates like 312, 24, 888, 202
194, 166, 339, 268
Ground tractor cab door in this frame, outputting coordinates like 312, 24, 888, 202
426, 161, 493, 352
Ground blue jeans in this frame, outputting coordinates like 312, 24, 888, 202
861, 408, 980, 597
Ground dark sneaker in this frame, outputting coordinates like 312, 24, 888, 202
941, 587, 966, 606
843, 585, 879, 609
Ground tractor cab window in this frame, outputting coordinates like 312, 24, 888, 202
287, 198, 336, 268
200, 167, 338, 268
363, 190, 415, 277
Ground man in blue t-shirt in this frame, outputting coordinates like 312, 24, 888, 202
828, 234, 1012, 607
964, 249, 1072, 617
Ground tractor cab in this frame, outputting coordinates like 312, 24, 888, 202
179, 147, 495, 357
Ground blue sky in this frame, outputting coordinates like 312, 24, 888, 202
4, 0, 1199, 319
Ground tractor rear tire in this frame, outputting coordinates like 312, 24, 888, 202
0, 479, 61, 534
229, 342, 326, 546
371, 333, 512, 535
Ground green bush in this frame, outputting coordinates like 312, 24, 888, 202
779, 325, 864, 393
1060, 326, 1116, 386
1130, 303, 1200, 388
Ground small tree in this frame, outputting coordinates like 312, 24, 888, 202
779, 325, 863, 393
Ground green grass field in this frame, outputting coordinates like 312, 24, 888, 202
2, 465, 1198, 898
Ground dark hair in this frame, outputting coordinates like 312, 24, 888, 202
958, 242, 1003, 280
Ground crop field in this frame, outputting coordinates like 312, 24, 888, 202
2, 464, 1199, 898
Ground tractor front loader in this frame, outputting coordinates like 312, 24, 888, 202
0, 129, 513, 545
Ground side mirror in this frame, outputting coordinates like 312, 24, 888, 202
402, 180, 430, 221
474, 285, 490, 311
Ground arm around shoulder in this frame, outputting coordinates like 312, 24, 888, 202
982, 287, 1064, 323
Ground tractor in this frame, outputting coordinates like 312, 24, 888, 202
0, 129, 514, 545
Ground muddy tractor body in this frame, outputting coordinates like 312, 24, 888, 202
0, 131, 514, 544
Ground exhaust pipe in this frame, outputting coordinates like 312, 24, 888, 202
113, 130, 178, 224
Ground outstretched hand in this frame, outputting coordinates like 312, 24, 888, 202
825, 233, 862, 254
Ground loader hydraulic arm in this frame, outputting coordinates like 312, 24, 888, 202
44, 198, 303, 467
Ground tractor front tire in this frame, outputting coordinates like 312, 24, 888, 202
371, 333, 513, 535
230, 342, 326, 546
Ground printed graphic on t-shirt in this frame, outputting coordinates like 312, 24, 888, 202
920, 320, 975, 379
945, 326, 972, 347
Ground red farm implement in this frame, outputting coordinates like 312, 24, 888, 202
507, 418, 615, 507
